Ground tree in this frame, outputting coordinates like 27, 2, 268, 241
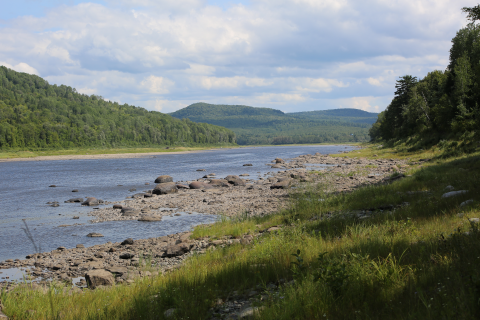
462, 5, 480, 22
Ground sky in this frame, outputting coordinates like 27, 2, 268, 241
0, 0, 476, 114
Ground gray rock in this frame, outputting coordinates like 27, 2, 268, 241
164, 308, 176, 318
441, 190, 468, 198
189, 181, 213, 189
119, 253, 135, 259
86, 232, 104, 237
85, 269, 114, 289
121, 238, 134, 245
138, 215, 162, 222
225, 175, 240, 183
233, 179, 246, 186
444, 185, 455, 191
237, 307, 262, 318
270, 180, 291, 189
154, 175, 173, 183
106, 266, 128, 276
82, 197, 100, 206
152, 182, 178, 195
469, 218, 480, 224
460, 200, 474, 207
65, 198, 84, 203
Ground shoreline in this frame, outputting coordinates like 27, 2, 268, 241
0, 143, 360, 163
0, 149, 410, 290
0, 149, 217, 163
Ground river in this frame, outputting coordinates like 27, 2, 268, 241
0, 145, 355, 261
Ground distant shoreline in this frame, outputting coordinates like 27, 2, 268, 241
0, 143, 360, 162
0, 149, 217, 162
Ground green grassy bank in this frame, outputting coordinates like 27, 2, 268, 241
2, 143, 480, 319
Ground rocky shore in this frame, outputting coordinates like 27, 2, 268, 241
0, 149, 411, 291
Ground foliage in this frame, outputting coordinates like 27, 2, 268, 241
370, 7, 480, 145
0, 67, 236, 150
170, 103, 377, 145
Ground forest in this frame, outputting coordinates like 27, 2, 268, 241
0, 67, 236, 150
170, 103, 377, 145
369, 5, 480, 150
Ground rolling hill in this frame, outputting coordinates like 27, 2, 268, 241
0, 67, 236, 150
170, 103, 377, 145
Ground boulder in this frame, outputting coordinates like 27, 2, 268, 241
82, 197, 100, 206
270, 180, 291, 189
164, 243, 193, 257
196, 169, 206, 171
85, 269, 114, 289
442, 190, 468, 198
119, 253, 135, 259
225, 175, 240, 184
72, 189, 79, 192
233, 179, 246, 186
65, 198, 84, 203
189, 181, 213, 189
113, 204, 123, 209
154, 175, 173, 183
152, 182, 178, 195
121, 238, 134, 245
106, 266, 128, 276
86, 232, 104, 237
243, 164, 253, 166
138, 215, 162, 222
275, 158, 284, 163
176, 183, 190, 189
209, 179, 230, 187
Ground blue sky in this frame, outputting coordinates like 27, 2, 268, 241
0, 0, 476, 113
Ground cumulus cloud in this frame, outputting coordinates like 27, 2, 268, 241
0, 62, 39, 75
0, 0, 476, 113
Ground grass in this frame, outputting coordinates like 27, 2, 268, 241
2, 144, 480, 319
0, 146, 233, 160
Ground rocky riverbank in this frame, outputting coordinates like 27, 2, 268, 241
0, 150, 411, 291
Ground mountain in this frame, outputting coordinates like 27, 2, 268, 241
0, 67, 236, 150
170, 103, 377, 145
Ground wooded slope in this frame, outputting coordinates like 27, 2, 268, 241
170, 102, 376, 145
0, 67, 236, 150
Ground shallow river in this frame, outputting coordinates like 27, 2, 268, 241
0, 145, 355, 261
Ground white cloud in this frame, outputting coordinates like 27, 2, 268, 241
0, 62, 39, 75
0, 0, 476, 113
140, 75, 174, 94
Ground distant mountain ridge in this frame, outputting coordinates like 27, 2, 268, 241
170, 103, 377, 145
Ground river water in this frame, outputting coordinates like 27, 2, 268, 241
0, 145, 355, 261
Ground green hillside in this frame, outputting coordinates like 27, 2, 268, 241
289, 109, 379, 124
170, 102, 376, 145
0, 67, 236, 150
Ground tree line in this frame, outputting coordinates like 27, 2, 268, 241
369, 5, 480, 146
171, 103, 373, 145
0, 67, 236, 150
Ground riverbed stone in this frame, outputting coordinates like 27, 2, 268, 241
153, 182, 178, 195
82, 197, 100, 206
85, 269, 114, 289
86, 232, 104, 237
154, 175, 173, 183
138, 215, 162, 221
442, 190, 468, 198
270, 180, 291, 189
